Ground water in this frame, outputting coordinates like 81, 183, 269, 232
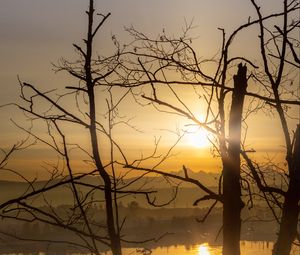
3, 242, 300, 255
104, 241, 300, 255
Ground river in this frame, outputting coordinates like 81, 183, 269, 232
102, 241, 300, 255
2, 242, 300, 255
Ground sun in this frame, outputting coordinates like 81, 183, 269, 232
197, 243, 211, 255
185, 126, 211, 148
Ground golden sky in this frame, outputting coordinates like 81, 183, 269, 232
0, 0, 298, 180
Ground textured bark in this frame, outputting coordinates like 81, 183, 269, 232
273, 125, 300, 255
222, 63, 247, 255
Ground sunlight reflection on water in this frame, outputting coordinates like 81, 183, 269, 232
197, 243, 212, 255
5, 242, 300, 255
115, 241, 300, 255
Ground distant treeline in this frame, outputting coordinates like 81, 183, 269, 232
0, 204, 277, 254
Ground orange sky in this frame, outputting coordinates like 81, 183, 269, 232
0, 0, 298, 180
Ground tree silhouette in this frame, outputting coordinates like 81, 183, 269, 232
222, 63, 248, 255
0, 1, 167, 254
116, 1, 300, 254
0, 1, 299, 254
249, 1, 300, 254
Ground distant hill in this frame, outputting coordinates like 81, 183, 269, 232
1, 168, 285, 208
0, 170, 220, 208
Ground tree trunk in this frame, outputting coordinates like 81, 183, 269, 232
222, 63, 247, 255
86, 1, 122, 254
273, 125, 300, 255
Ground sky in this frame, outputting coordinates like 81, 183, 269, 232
0, 0, 299, 180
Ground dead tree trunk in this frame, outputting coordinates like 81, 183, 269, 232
222, 63, 247, 255
273, 124, 300, 255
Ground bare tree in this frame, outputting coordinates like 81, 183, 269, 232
0, 1, 299, 254
0, 1, 167, 254
15, 0, 123, 252
248, 1, 300, 254
112, 1, 300, 254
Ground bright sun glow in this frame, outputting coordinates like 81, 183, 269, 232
197, 243, 211, 255
185, 126, 211, 148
